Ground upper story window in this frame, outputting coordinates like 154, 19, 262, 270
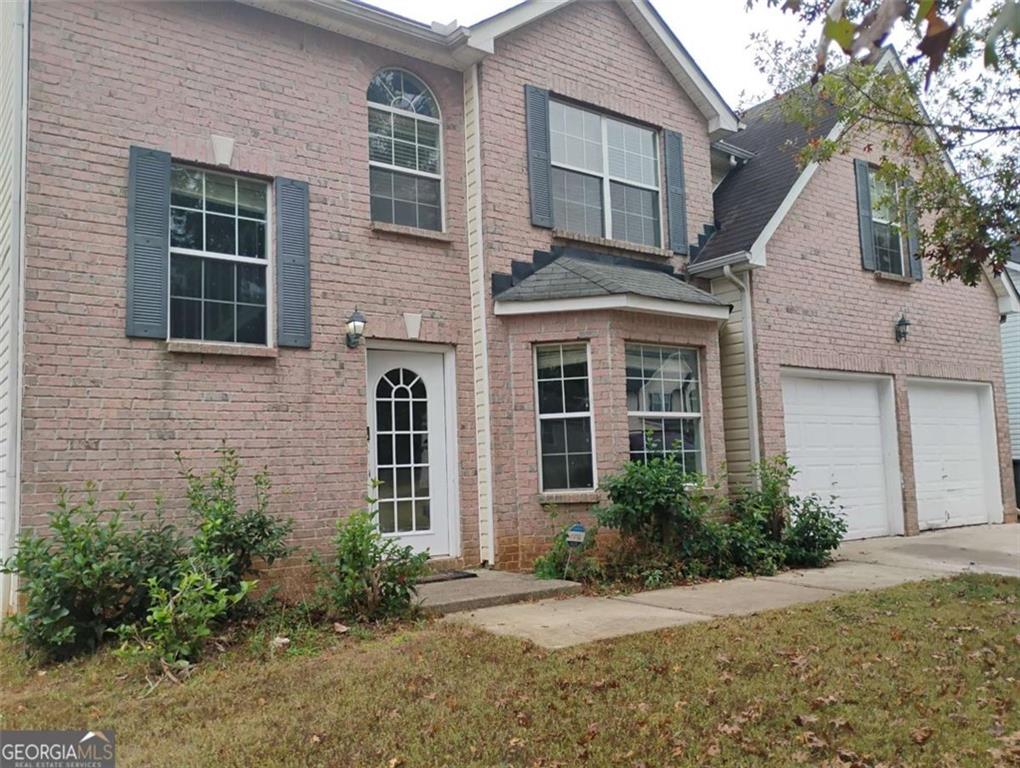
169, 165, 269, 345
869, 169, 905, 275
626, 344, 702, 473
549, 100, 660, 248
368, 69, 443, 231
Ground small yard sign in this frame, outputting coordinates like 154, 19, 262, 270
566, 522, 586, 548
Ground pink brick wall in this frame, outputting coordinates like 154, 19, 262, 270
22, 1, 480, 563
752, 133, 1018, 529
474, 2, 723, 568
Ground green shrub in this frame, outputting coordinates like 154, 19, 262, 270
595, 457, 707, 551
2, 446, 293, 663
784, 495, 848, 567
533, 524, 602, 582
179, 446, 293, 590
314, 508, 429, 621
733, 456, 846, 569
116, 559, 251, 672
566, 454, 846, 588
0, 486, 184, 661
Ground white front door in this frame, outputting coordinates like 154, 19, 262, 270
781, 373, 901, 539
908, 380, 1003, 530
368, 349, 451, 556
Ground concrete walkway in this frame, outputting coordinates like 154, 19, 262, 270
446, 524, 1019, 649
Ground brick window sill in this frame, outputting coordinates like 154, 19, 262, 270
552, 229, 672, 258
166, 340, 279, 358
873, 270, 915, 285
537, 490, 602, 506
372, 221, 454, 242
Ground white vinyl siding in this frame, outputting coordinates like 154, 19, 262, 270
711, 277, 753, 488
1001, 297, 1020, 460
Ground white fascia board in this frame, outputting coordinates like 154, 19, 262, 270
493, 293, 731, 321
619, 0, 739, 134
987, 262, 1020, 315
234, 0, 481, 69
687, 250, 753, 278
465, 0, 573, 54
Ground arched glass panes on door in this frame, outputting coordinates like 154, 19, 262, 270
375, 368, 431, 534
367, 69, 443, 231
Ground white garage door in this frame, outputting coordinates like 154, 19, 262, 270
782, 374, 900, 539
908, 381, 1002, 530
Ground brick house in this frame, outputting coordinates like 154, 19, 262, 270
0, 0, 1015, 611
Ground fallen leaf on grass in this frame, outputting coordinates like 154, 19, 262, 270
812, 694, 840, 709
794, 713, 819, 726
800, 731, 828, 752
911, 726, 934, 745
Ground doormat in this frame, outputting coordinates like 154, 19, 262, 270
418, 570, 480, 585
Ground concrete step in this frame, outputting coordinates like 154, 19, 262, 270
417, 569, 582, 616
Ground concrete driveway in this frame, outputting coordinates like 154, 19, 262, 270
447, 524, 1019, 649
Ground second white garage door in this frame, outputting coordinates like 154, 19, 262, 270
782, 373, 902, 539
908, 380, 1002, 530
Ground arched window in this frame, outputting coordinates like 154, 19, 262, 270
367, 69, 442, 231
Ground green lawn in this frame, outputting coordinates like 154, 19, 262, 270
2, 574, 1018, 767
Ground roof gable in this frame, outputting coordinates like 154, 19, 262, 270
469, 0, 739, 135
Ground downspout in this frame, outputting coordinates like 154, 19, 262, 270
722, 265, 761, 483
3, 0, 29, 618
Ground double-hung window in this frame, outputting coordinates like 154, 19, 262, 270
549, 100, 660, 247
626, 344, 702, 473
169, 166, 270, 344
868, 168, 905, 275
535, 343, 595, 491
367, 69, 443, 231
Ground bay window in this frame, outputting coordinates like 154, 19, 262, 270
626, 344, 702, 473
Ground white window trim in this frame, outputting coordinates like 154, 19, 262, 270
167, 166, 274, 347
625, 344, 704, 473
533, 342, 598, 493
868, 166, 906, 276
367, 68, 446, 232
549, 100, 663, 248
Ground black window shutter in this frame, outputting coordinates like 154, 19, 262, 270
125, 146, 171, 338
275, 177, 311, 348
525, 85, 553, 229
904, 181, 923, 281
664, 130, 688, 254
854, 159, 878, 272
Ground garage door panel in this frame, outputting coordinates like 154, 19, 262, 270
782, 375, 896, 540
908, 382, 997, 530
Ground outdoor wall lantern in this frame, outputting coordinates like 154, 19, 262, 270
895, 312, 911, 343
345, 307, 367, 348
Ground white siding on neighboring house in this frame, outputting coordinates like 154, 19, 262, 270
0, 0, 27, 617
711, 275, 755, 488
1003, 265, 1020, 461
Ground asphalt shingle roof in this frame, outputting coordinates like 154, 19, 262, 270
695, 97, 839, 263
494, 252, 724, 306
